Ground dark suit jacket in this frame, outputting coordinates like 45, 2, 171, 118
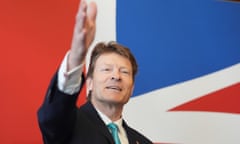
37, 72, 153, 144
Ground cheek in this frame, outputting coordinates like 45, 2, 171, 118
125, 82, 134, 94
96, 74, 110, 84
92, 77, 108, 91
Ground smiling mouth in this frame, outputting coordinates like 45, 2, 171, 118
106, 86, 122, 91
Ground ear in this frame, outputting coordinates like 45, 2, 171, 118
86, 77, 93, 95
130, 84, 135, 96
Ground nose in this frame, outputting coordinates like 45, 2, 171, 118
111, 70, 121, 81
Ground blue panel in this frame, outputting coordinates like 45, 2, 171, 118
116, 0, 240, 96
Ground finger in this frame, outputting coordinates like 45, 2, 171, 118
87, 1, 97, 23
78, 0, 87, 14
75, 13, 86, 34
75, 0, 88, 33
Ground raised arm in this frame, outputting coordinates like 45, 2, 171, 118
37, 1, 97, 143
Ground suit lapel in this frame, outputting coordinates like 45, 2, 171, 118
123, 120, 139, 144
80, 102, 115, 144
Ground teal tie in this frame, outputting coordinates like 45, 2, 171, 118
107, 123, 121, 144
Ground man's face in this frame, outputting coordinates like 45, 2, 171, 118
88, 52, 134, 105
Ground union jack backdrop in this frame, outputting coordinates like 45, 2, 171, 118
0, 0, 239, 143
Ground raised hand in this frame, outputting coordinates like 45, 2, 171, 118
68, 0, 97, 71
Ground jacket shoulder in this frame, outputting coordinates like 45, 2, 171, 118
123, 121, 153, 144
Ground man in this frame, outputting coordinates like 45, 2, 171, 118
37, 0, 153, 144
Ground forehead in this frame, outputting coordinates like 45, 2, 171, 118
95, 53, 132, 68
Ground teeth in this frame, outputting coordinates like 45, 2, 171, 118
107, 86, 121, 91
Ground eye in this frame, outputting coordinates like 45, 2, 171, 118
121, 69, 130, 75
101, 67, 111, 72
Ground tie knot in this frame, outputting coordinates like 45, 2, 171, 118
107, 123, 119, 132
107, 123, 121, 144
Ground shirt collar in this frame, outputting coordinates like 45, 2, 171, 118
95, 107, 128, 139
95, 107, 123, 126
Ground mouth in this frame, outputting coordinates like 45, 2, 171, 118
106, 86, 122, 91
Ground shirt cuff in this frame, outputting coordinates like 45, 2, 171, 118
58, 51, 84, 95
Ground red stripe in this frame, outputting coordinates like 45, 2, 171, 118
169, 83, 240, 114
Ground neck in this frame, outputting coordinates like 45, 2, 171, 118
91, 99, 124, 121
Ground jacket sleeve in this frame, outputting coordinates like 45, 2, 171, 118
37, 71, 85, 144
